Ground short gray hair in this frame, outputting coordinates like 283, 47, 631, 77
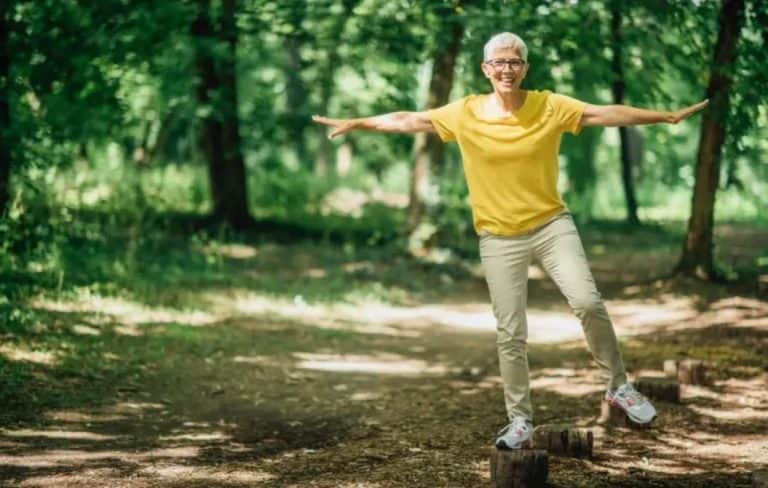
483, 32, 528, 62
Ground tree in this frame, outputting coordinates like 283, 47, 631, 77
0, 1, 10, 216
314, 0, 360, 177
408, 1, 465, 232
610, 3, 640, 226
192, 0, 251, 228
676, 0, 746, 279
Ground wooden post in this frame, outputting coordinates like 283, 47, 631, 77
532, 424, 593, 458
635, 377, 681, 403
678, 359, 708, 385
490, 448, 549, 488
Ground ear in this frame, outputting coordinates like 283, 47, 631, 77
480, 62, 492, 78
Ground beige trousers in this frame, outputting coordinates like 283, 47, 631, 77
479, 211, 627, 422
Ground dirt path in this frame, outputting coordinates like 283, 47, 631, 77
1, 230, 767, 487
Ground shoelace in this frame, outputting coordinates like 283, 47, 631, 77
497, 418, 529, 436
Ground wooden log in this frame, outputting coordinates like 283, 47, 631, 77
753, 469, 768, 488
597, 399, 653, 429
678, 359, 708, 385
490, 448, 548, 488
532, 424, 593, 458
634, 376, 681, 403
663, 359, 678, 378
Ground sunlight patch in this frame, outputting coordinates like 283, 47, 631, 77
15, 468, 121, 487
232, 355, 276, 365
159, 431, 230, 442
687, 404, 768, 421
529, 368, 605, 396
293, 352, 448, 376
349, 392, 382, 401
72, 324, 101, 336
709, 296, 768, 312
114, 324, 144, 336
1, 429, 116, 441
0, 446, 199, 468
608, 299, 697, 330
0, 344, 57, 365
31, 294, 218, 327
139, 465, 277, 483
45, 410, 127, 423
202, 243, 259, 260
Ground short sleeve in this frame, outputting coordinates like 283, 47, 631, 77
426, 98, 467, 142
549, 93, 587, 135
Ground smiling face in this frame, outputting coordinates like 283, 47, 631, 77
481, 46, 529, 93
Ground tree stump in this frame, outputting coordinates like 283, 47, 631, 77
532, 424, 593, 458
753, 469, 768, 488
635, 377, 680, 403
490, 448, 548, 488
678, 359, 708, 385
597, 399, 653, 429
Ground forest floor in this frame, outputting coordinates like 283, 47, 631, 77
1, 220, 767, 487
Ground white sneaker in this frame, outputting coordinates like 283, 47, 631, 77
495, 417, 533, 449
606, 383, 657, 424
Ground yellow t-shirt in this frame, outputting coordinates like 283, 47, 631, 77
427, 90, 586, 236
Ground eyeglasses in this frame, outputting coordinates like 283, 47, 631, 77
485, 58, 526, 70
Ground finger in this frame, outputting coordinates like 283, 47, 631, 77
679, 100, 709, 120
691, 100, 709, 111
329, 126, 350, 139
312, 115, 340, 126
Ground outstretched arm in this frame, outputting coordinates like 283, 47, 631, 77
312, 111, 435, 139
580, 99, 709, 128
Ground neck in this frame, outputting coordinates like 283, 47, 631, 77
492, 88, 526, 112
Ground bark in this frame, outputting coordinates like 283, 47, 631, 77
408, 7, 464, 231
490, 449, 548, 488
0, 2, 11, 216
677, 359, 709, 385
191, 0, 251, 228
676, 0, 745, 279
634, 377, 681, 403
611, 5, 640, 226
532, 424, 593, 458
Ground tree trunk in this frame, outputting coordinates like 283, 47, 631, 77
490, 449, 549, 488
562, 76, 600, 220
0, 2, 11, 216
315, 0, 359, 177
611, 5, 640, 226
191, 0, 251, 229
677, 0, 745, 279
408, 7, 464, 231
284, 3, 309, 170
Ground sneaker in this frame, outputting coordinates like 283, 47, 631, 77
606, 382, 657, 424
495, 416, 533, 449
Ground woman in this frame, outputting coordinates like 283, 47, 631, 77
313, 32, 708, 449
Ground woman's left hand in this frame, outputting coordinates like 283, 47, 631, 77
669, 99, 709, 124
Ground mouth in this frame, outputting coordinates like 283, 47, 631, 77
500, 78, 515, 87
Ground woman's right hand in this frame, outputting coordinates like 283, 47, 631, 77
311, 115, 362, 139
